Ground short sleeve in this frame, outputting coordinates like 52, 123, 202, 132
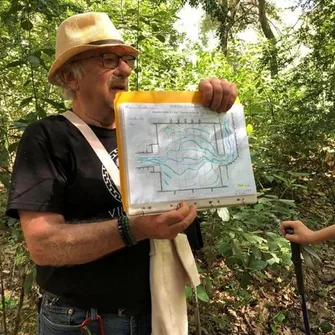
6, 122, 68, 219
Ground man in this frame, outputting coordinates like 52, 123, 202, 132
281, 220, 335, 245
6, 12, 238, 335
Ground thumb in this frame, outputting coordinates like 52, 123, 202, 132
284, 233, 295, 243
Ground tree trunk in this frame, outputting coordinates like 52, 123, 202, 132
219, 0, 241, 56
258, 0, 278, 77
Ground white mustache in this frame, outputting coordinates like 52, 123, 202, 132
109, 76, 127, 88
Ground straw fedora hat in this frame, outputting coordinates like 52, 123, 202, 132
48, 12, 139, 85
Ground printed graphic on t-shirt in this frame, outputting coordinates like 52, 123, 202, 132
102, 148, 122, 203
108, 207, 123, 218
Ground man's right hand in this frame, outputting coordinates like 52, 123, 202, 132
131, 201, 197, 240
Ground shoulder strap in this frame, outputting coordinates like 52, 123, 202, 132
62, 111, 121, 192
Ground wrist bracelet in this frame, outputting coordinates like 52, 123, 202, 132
117, 216, 137, 246
123, 216, 137, 245
117, 217, 130, 246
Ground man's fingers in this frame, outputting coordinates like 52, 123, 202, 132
208, 78, 224, 111
158, 201, 192, 226
169, 204, 197, 235
284, 233, 295, 243
199, 78, 238, 113
176, 200, 191, 217
198, 79, 213, 108
220, 82, 238, 112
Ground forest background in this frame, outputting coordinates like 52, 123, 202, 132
0, 0, 334, 334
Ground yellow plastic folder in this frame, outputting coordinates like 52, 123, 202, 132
114, 91, 256, 216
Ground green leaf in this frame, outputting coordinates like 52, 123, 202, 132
37, 105, 47, 118
302, 245, 322, 263
205, 277, 212, 292
268, 241, 279, 250
249, 260, 267, 270
316, 288, 328, 297
265, 175, 275, 183
196, 285, 210, 302
301, 245, 322, 269
185, 285, 192, 299
264, 252, 280, 265
6, 60, 25, 68
217, 207, 230, 221
243, 233, 265, 244
319, 321, 333, 333
11, 121, 28, 129
289, 172, 309, 177
265, 232, 280, 239
8, 4, 23, 15
273, 174, 288, 184
21, 20, 33, 31
278, 199, 296, 207
282, 254, 292, 266
232, 240, 242, 255
137, 35, 146, 42
240, 273, 251, 289
254, 203, 264, 211
0, 172, 10, 189
292, 184, 308, 190
41, 48, 55, 56
24, 270, 36, 294
23, 79, 31, 87
27, 55, 40, 67
300, 248, 314, 269
274, 311, 285, 323
156, 34, 165, 43
151, 24, 159, 32
8, 141, 19, 153
19, 97, 33, 108
43, 99, 66, 111
130, 25, 141, 31
219, 241, 230, 255
246, 124, 253, 134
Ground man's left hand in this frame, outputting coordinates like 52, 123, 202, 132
198, 77, 238, 113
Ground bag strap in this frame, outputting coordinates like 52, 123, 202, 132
63, 111, 121, 192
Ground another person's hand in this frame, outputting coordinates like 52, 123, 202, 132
280, 220, 315, 245
198, 77, 238, 113
131, 201, 197, 240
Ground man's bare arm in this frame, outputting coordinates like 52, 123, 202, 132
19, 201, 197, 267
19, 210, 129, 266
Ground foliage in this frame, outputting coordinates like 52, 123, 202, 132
198, 190, 298, 292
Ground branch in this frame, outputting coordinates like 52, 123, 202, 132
0, 164, 11, 175
12, 273, 26, 335
0, 254, 8, 335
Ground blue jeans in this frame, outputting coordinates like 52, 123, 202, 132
38, 292, 151, 335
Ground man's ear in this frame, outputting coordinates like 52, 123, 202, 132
58, 66, 79, 91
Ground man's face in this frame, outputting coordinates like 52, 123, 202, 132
74, 47, 134, 115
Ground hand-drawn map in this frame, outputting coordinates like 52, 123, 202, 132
118, 102, 256, 208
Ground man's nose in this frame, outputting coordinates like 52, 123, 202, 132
113, 59, 132, 77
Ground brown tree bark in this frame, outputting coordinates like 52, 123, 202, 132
258, 0, 278, 77
219, 0, 241, 56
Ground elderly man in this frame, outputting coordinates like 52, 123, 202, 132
6, 12, 238, 335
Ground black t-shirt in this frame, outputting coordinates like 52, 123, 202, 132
6, 115, 150, 312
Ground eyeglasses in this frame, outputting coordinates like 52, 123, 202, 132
71, 53, 136, 69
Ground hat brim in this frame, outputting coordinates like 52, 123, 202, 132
48, 44, 139, 85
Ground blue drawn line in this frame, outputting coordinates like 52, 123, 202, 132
166, 137, 216, 155
138, 153, 235, 165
